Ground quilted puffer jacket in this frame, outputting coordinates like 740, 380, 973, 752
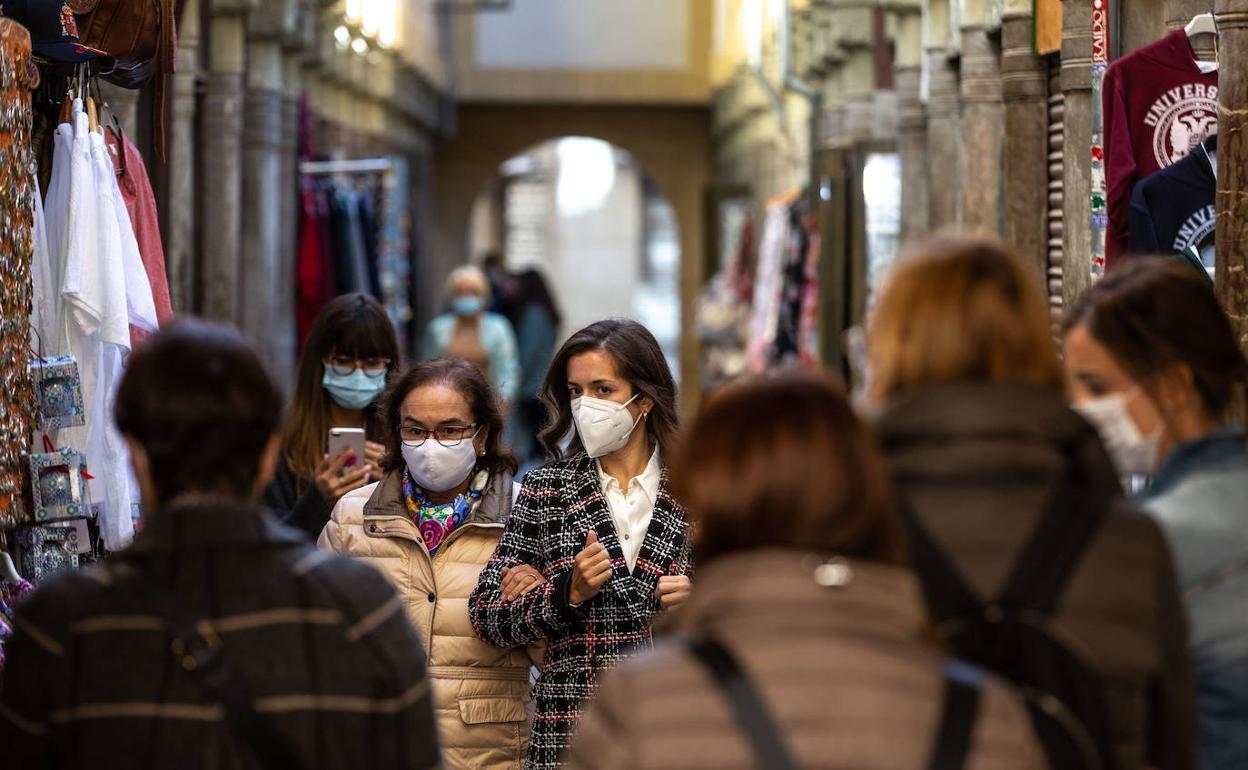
321, 470, 538, 769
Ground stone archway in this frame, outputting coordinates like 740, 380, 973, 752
432, 103, 712, 409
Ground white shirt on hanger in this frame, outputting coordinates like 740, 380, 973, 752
102, 132, 158, 333
596, 448, 662, 572
36, 117, 73, 354
56, 100, 138, 551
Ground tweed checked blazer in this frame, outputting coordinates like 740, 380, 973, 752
469, 452, 691, 769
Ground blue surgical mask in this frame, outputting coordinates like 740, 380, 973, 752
322, 368, 386, 410
451, 296, 485, 317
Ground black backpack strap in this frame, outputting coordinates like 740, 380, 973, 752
928, 661, 984, 770
900, 499, 985, 624
141, 565, 305, 770
999, 468, 1110, 614
688, 637, 799, 770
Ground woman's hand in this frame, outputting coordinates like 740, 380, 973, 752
313, 450, 373, 504
364, 441, 386, 482
655, 575, 692, 610
569, 531, 613, 606
501, 564, 547, 602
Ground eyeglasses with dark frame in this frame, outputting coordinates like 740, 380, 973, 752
324, 356, 392, 377
398, 424, 482, 448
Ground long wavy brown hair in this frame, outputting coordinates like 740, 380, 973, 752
283, 293, 401, 482
538, 320, 679, 460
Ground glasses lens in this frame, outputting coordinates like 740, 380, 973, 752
362, 366, 388, 379
436, 426, 477, 447
327, 357, 356, 376
399, 427, 426, 446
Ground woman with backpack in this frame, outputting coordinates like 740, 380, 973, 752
1064, 258, 1248, 770
867, 236, 1196, 770
566, 373, 1045, 770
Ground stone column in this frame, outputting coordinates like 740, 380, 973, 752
166, 0, 201, 313
1215, 0, 1248, 349
200, 1, 254, 323
1001, 11, 1050, 283
927, 48, 962, 229
280, 50, 302, 349
896, 7, 928, 242
241, 36, 287, 375
959, 23, 1004, 234
1059, 0, 1093, 310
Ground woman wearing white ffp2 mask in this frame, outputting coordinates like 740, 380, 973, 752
468, 320, 692, 770
318, 359, 539, 770
1064, 258, 1248, 770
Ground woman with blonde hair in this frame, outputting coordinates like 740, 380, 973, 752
868, 235, 1196, 770
423, 265, 520, 406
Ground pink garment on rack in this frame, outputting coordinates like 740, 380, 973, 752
106, 128, 173, 346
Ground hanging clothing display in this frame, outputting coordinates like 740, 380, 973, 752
697, 215, 754, 388
1129, 135, 1216, 274
30, 96, 162, 552
1102, 29, 1218, 267
297, 157, 414, 350
745, 195, 821, 374
107, 126, 173, 344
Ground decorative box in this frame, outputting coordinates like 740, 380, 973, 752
28, 447, 92, 521
29, 356, 85, 430
17, 525, 79, 582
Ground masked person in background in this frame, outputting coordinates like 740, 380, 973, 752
424, 265, 520, 408
470, 320, 692, 770
1064, 258, 1248, 770
321, 358, 538, 769
265, 293, 399, 539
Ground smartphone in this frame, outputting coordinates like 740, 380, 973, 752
327, 427, 367, 470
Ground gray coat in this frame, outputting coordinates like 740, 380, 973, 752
878, 382, 1197, 770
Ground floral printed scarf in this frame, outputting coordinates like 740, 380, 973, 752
401, 468, 489, 556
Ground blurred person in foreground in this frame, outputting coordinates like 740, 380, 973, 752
0, 320, 438, 769
868, 234, 1196, 770
423, 265, 520, 407
1064, 258, 1248, 770
566, 373, 1047, 770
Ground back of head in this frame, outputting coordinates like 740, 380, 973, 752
671, 373, 902, 566
1064, 257, 1248, 419
869, 235, 1063, 403
115, 320, 284, 509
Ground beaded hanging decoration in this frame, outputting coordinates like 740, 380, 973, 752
0, 20, 39, 530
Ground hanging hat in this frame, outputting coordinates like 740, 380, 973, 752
1, 0, 107, 63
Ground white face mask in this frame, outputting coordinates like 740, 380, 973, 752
1074, 387, 1163, 475
572, 393, 642, 459
402, 437, 480, 493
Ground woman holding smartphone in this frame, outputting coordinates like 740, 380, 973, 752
265, 293, 400, 539
470, 319, 692, 769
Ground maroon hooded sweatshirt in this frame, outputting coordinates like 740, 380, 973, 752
1102, 30, 1217, 267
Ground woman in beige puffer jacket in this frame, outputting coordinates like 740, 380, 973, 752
320, 359, 539, 769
